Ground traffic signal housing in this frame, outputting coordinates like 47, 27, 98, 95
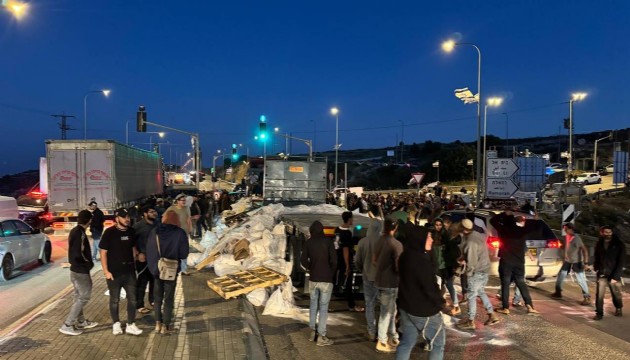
259, 115, 268, 141
232, 144, 238, 160
137, 105, 147, 132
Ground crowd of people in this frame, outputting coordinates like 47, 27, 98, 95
58, 189, 235, 337
301, 203, 626, 359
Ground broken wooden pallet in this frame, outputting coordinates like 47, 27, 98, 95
207, 266, 287, 299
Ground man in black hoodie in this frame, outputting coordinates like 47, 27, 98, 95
396, 222, 445, 360
301, 221, 337, 347
59, 210, 99, 336
592, 225, 625, 320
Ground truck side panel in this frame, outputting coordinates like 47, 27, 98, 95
113, 143, 163, 204
47, 147, 81, 213
264, 160, 327, 204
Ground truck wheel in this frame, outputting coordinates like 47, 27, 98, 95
39, 241, 52, 265
0, 255, 14, 281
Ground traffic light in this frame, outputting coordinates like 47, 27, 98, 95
259, 115, 268, 141
231, 144, 238, 160
137, 105, 147, 132
563, 118, 570, 130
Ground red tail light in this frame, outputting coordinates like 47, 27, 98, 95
28, 191, 46, 199
487, 236, 501, 249
546, 239, 562, 248
39, 213, 53, 221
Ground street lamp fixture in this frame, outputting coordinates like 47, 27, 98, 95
330, 107, 340, 188
441, 38, 482, 205
4, 1, 29, 20
83, 89, 111, 139
572, 92, 587, 102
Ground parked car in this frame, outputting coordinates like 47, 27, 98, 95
441, 209, 563, 278
574, 173, 602, 185
605, 164, 614, 173
0, 218, 53, 281
549, 163, 566, 170
596, 166, 608, 175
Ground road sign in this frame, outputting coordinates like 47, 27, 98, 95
412, 173, 425, 184
487, 158, 519, 178
517, 157, 547, 192
486, 178, 519, 198
487, 150, 498, 159
613, 151, 629, 185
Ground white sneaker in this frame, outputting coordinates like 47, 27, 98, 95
112, 322, 123, 335
125, 323, 143, 336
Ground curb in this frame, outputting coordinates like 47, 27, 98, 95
240, 297, 268, 360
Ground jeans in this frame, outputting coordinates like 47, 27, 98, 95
65, 272, 92, 325
309, 281, 333, 336
499, 261, 533, 308
91, 230, 102, 260
136, 261, 155, 308
181, 258, 188, 273
343, 271, 356, 309
377, 287, 398, 344
154, 276, 178, 325
595, 276, 623, 316
444, 276, 458, 306
556, 262, 590, 297
513, 286, 522, 304
106, 271, 138, 323
363, 280, 378, 336
460, 273, 468, 296
466, 273, 493, 319
396, 310, 445, 360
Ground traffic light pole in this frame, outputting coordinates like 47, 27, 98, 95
274, 133, 313, 160
143, 120, 201, 189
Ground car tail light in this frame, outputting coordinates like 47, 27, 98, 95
52, 222, 66, 229
487, 236, 501, 249
104, 220, 116, 228
546, 239, 562, 248
39, 213, 53, 221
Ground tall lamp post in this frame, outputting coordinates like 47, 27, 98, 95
83, 89, 110, 139
567, 92, 587, 177
147, 131, 165, 151
330, 107, 340, 187
442, 39, 482, 205
593, 132, 612, 172
483, 97, 503, 193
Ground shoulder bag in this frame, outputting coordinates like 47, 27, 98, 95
156, 234, 179, 281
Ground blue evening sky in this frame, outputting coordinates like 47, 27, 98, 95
1, 0, 628, 175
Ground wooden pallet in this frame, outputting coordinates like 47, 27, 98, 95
207, 266, 288, 299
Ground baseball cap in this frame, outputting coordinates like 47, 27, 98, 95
115, 208, 129, 218
176, 193, 187, 200
88, 201, 97, 206
462, 219, 474, 230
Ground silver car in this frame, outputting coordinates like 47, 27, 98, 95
0, 218, 53, 281
442, 210, 563, 278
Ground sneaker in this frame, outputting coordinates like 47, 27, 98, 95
388, 338, 400, 347
495, 307, 510, 315
76, 320, 98, 329
450, 305, 461, 316
580, 297, 592, 306
456, 319, 476, 330
308, 330, 317, 342
316, 335, 334, 346
550, 291, 562, 299
155, 321, 162, 333
160, 325, 175, 335
485, 313, 500, 326
593, 314, 603, 321
375, 341, 396, 353
112, 322, 123, 335
512, 301, 524, 307
59, 323, 83, 336
527, 305, 540, 314
615, 308, 623, 317
125, 323, 143, 336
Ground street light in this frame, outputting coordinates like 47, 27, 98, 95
148, 131, 165, 150
330, 107, 340, 187
3, 1, 29, 20
593, 132, 612, 172
442, 39, 482, 205
568, 92, 588, 177
83, 89, 111, 139
483, 97, 504, 193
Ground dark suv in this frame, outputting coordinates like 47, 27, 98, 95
17, 191, 53, 230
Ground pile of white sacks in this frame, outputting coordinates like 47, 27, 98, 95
187, 199, 346, 317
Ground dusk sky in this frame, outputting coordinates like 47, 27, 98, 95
1, 0, 629, 175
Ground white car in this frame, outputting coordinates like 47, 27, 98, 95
605, 164, 614, 173
0, 218, 53, 281
575, 173, 602, 185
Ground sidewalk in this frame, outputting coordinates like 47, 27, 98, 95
0, 267, 255, 360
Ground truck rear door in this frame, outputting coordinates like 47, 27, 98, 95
48, 148, 81, 214
84, 149, 114, 209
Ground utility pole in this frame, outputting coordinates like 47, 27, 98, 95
51, 113, 76, 139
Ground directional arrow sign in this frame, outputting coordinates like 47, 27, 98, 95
486, 178, 519, 198
487, 158, 519, 178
